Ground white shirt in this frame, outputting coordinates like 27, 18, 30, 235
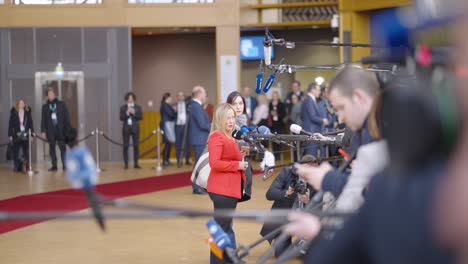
193, 98, 202, 106
176, 101, 187, 125
308, 93, 316, 103
252, 104, 269, 126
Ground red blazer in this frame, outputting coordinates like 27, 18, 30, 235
206, 131, 246, 199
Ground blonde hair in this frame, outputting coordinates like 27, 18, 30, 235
210, 103, 235, 135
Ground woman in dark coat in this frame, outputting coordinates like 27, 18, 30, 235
160, 92, 177, 166
8, 99, 34, 172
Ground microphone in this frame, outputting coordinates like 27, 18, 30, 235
257, 125, 271, 135
65, 145, 105, 231
207, 219, 239, 261
264, 34, 272, 66
255, 60, 264, 94
262, 73, 276, 93
290, 124, 313, 137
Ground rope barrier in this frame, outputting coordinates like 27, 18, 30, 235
100, 130, 157, 148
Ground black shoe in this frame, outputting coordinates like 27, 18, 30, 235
124, 164, 128, 170
192, 188, 208, 195
185, 161, 192, 166
134, 165, 141, 169
163, 161, 173, 166
48, 167, 58, 172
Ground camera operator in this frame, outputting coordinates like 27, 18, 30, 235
260, 155, 316, 257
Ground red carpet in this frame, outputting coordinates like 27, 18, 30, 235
0, 171, 192, 235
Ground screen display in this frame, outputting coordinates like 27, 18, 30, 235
240, 36, 275, 61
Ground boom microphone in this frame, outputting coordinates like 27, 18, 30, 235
65, 145, 105, 231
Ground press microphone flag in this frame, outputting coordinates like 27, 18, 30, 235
65, 145, 105, 231
206, 219, 233, 260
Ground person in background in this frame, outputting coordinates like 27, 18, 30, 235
8, 99, 34, 172
188, 85, 211, 195
41, 87, 71, 171
175, 91, 191, 167
269, 91, 287, 160
206, 103, 248, 264
226, 91, 252, 202
119, 92, 143, 170
285, 80, 304, 113
242, 86, 257, 121
302, 83, 329, 157
252, 94, 269, 127
160, 92, 177, 166
288, 94, 303, 126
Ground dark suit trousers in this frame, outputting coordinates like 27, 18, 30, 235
208, 192, 238, 264
48, 126, 66, 168
13, 141, 28, 171
123, 126, 139, 166
175, 124, 190, 162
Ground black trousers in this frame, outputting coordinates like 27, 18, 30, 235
123, 129, 139, 166
48, 127, 66, 168
208, 192, 238, 264
13, 140, 28, 172
175, 124, 190, 163
162, 137, 172, 163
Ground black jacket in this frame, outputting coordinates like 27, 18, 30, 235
305, 160, 454, 264
119, 103, 143, 133
8, 107, 34, 140
260, 167, 314, 237
41, 99, 70, 140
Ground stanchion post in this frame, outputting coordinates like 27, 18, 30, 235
27, 129, 34, 176
296, 140, 301, 162
95, 127, 101, 172
154, 128, 162, 171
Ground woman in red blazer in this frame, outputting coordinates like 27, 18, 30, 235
207, 103, 248, 264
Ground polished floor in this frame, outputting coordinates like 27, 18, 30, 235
0, 160, 300, 263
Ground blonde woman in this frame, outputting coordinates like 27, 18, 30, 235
206, 103, 248, 263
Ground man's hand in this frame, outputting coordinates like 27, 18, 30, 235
284, 211, 321, 240
41, 132, 46, 139
323, 118, 329, 126
8, 136, 12, 142
298, 189, 310, 204
128, 108, 135, 115
296, 162, 333, 190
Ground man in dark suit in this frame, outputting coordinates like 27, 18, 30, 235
119, 92, 143, 169
188, 85, 211, 194
175, 91, 191, 167
41, 87, 71, 171
260, 155, 315, 257
242, 86, 257, 120
302, 83, 329, 157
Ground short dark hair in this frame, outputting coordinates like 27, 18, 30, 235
46, 87, 55, 96
300, 154, 317, 164
307, 82, 320, 93
124, 92, 136, 101
162, 92, 171, 103
328, 65, 379, 98
226, 91, 246, 115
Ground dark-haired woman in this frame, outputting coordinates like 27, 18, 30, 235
226, 91, 253, 201
119, 92, 143, 169
160, 92, 177, 166
8, 99, 34, 172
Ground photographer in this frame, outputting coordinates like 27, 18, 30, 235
260, 155, 316, 257
8, 99, 34, 172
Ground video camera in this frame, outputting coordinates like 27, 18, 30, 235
289, 167, 308, 195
